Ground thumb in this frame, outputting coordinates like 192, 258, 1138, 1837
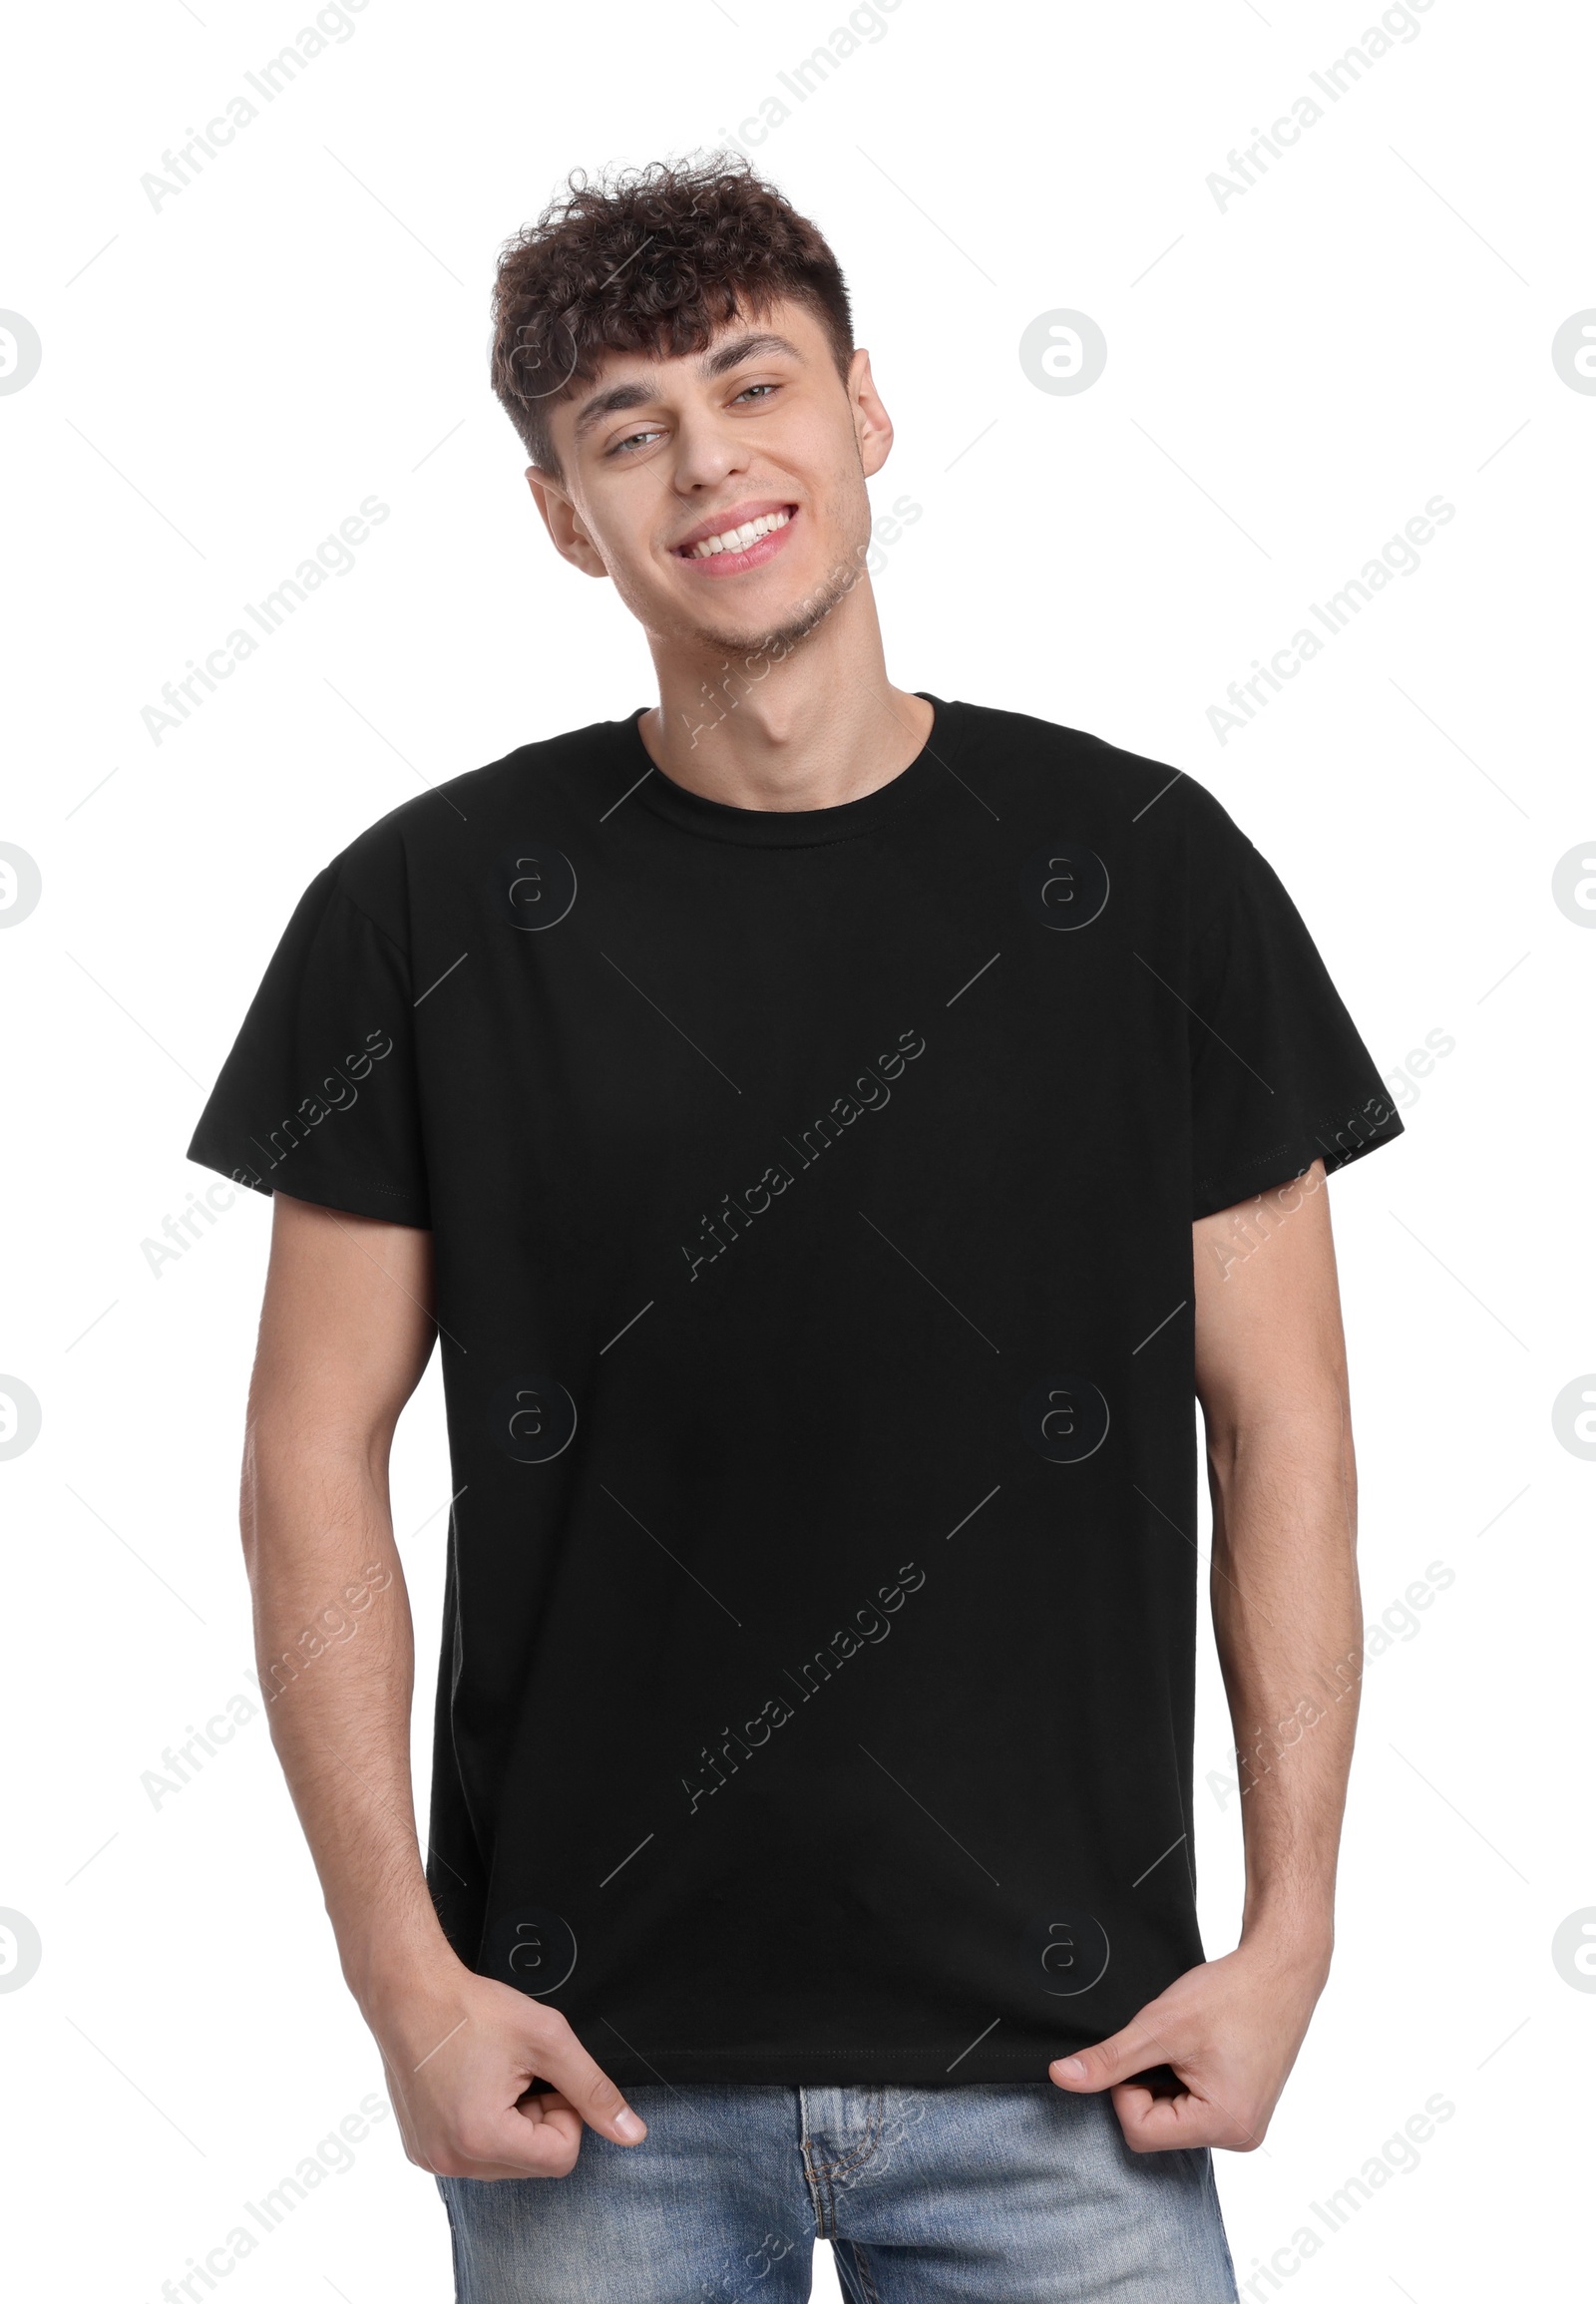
1049, 2017, 1162, 2095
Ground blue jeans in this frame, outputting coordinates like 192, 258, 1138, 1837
439, 2083, 1238, 2301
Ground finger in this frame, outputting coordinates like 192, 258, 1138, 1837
1111, 2079, 1261, 2155
435, 2094, 588, 2182
1112, 2084, 1210, 2153
511, 2089, 585, 2164
520, 2015, 647, 2147
1049, 2016, 1167, 2095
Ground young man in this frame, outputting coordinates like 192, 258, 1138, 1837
188, 159, 1402, 2302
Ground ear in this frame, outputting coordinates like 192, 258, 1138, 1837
846, 347, 895, 481
525, 468, 610, 579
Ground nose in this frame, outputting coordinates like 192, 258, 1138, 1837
671, 404, 751, 497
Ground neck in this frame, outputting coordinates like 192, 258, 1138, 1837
635, 581, 934, 811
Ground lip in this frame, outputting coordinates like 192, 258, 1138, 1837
669, 500, 799, 577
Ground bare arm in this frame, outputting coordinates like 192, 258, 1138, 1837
1199, 1157, 1360, 1968
1051, 1158, 1359, 2148
243, 1191, 645, 2176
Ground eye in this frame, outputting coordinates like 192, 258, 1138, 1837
733, 382, 779, 404
607, 425, 663, 458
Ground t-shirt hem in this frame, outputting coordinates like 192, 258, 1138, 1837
575, 2043, 1081, 2089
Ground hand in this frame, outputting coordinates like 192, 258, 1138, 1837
1048, 1937, 1329, 2152
368, 1956, 646, 2179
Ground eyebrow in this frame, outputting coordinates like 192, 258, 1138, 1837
571, 331, 805, 444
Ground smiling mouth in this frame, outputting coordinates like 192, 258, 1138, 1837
671, 505, 798, 573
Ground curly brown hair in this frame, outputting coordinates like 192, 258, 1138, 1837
489, 155, 854, 474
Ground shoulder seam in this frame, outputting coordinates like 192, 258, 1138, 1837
328, 873, 411, 969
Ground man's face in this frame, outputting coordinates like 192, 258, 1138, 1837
531, 297, 893, 657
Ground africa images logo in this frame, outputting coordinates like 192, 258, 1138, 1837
484, 1906, 579, 1996
1020, 1376, 1111, 1464
488, 1376, 580, 1465
1024, 1909, 1110, 1997
500, 843, 578, 931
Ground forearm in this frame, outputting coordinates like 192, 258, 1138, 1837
241, 1414, 451, 2009
237, 1197, 641, 2175
1207, 1379, 1361, 1963
1054, 1174, 1367, 2146
1052, 1387, 1360, 2147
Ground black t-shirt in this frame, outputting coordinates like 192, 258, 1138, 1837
188, 695, 1401, 2087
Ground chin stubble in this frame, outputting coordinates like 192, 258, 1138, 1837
690, 538, 870, 665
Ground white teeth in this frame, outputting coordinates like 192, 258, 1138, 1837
687, 509, 791, 559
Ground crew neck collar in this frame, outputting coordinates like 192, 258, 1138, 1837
620, 693, 964, 847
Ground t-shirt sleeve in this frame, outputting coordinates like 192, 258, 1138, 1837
1187, 829, 1402, 1221
186, 858, 431, 1228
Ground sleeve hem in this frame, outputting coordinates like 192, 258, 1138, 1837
1192, 1101, 1404, 1222
187, 1134, 432, 1231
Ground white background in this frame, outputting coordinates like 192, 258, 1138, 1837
2, 1, 1591, 2297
